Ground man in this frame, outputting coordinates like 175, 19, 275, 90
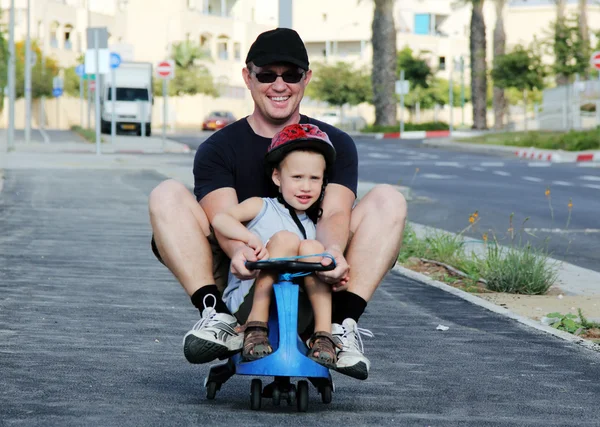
148, 28, 407, 380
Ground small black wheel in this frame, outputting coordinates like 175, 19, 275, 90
250, 379, 262, 410
206, 381, 218, 400
320, 384, 332, 404
297, 380, 309, 412
272, 386, 281, 406
287, 384, 296, 406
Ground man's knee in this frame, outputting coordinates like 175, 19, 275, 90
365, 184, 407, 223
299, 239, 324, 256
149, 179, 190, 214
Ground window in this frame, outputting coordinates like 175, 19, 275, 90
188, 0, 196, 9
438, 56, 446, 71
217, 36, 228, 60
50, 21, 59, 48
64, 24, 74, 50
414, 14, 430, 35
322, 13, 327, 22
107, 88, 149, 102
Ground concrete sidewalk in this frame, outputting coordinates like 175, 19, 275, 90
1, 138, 600, 425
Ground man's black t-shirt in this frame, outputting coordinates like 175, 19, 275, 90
193, 115, 358, 203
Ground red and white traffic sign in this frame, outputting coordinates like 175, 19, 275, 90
89, 80, 96, 91
590, 51, 600, 70
156, 60, 175, 79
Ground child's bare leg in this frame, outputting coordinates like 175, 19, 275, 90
299, 240, 337, 369
243, 231, 301, 360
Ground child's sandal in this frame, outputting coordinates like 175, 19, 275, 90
307, 331, 340, 369
242, 321, 272, 361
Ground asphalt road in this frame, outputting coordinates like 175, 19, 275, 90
171, 132, 600, 273
1, 167, 599, 426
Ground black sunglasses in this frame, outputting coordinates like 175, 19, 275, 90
251, 70, 305, 84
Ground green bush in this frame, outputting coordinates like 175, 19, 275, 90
361, 121, 449, 133
462, 129, 600, 151
71, 125, 102, 143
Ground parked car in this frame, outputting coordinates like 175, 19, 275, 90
202, 111, 236, 130
314, 111, 367, 131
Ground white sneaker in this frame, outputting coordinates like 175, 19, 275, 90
332, 318, 374, 380
183, 295, 243, 364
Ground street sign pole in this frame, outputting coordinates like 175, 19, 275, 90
7, 0, 15, 151
162, 78, 167, 152
111, 68, 116, 144
25, 0, 31, 143
399, 69, 405, 134
460, 57, 465, 126
449, 59, 454, 135
94, 31, 101, 155
79, 74, 83, 128
87, 80, 91, 129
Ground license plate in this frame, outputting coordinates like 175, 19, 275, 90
122, 124, 135, 130
208, 123, 216, 129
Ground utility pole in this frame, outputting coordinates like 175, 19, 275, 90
25, 0, 32, 143
7, 0, 16, 151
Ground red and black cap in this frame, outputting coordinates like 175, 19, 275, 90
266, 124, 336, 169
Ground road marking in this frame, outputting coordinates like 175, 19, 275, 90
367, 153, 392, 159
420, 173, 457, 179
580, 175, 600, 181
552, 181, 573, 186
434, 161, 461, 167
577, 163, 600, 168
524, 228, 600, 234
527, 162, 551, 167
481, 162, 504, 167
582, 184, 600, 190
522, 176, 543, 182
471, 167, 486, 172
493, 170, 511, 176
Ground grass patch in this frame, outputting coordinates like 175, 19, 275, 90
545, 309, 600, 339
398, 224, 558, 295
71, 125, 103, 143
362, 121, 449, 133
456, 129, 600, 151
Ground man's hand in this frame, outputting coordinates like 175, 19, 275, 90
316, 247, 350, 292
230, 245, 261, 280
247, 234, 269, 260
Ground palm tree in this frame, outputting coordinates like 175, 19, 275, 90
371, 0, 397, 126
554, 0, 568, 85
470, 0, 488, 130
170, 40, 211, 70
578, 0, 589, 79
492, 0, 506, 130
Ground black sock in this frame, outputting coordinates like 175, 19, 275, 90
332, 291, 367, 324
191, 285, 231, 315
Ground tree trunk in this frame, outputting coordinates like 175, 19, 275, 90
371, 0, 397, 127
492, 0, 506, 130
555, 0, 568, 85
579, 0, 589, 79
470, 0, 488, 130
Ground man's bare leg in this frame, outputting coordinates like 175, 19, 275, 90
148, 179, 242, 363
331, 184, 407, 380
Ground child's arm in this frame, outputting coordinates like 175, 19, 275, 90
212, 197, 267, 259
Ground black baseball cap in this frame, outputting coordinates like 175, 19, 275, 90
246, 28, 309, 71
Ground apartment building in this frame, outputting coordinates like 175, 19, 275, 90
1, 0, 276, 87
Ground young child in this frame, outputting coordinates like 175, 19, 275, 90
211, 123, 340, 369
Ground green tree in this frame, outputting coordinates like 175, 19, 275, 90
492, 44, 546, 130
14, 40, 60, 99
551, 15, 589, 83
396, 46, 432, 88
307, 61, 372, 106
160, 40, 217, 96
371, 0, 398, 126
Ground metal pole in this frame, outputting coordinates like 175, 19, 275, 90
94, 30, 101, 155
111, 67, 116, 144
56, 93, 59, 128
79, 75, 83, 128
7, 0, 16, 151
460, 57, 465, 126
449, 66, 454, 134
25, 0, 32, 143
140, 101, 146, 139
399, 69, 405, 134
162, 78, 167, 151
88, 80, 91, 129
523, 89, 528, 132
